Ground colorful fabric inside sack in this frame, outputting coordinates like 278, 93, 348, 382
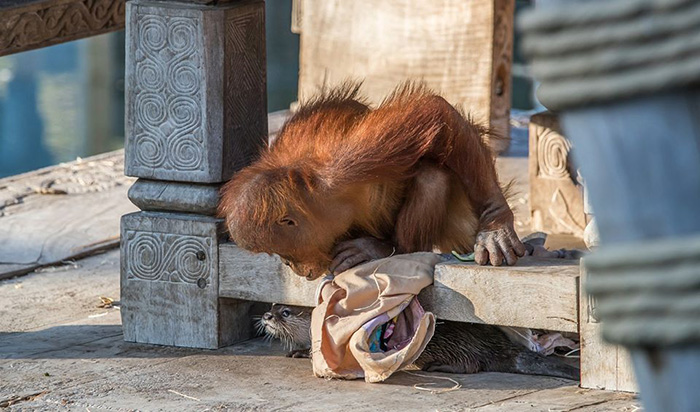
311, 252, 439, 383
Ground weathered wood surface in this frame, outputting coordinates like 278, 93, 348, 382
0, 249, 122, 335
0, 248, 639, 410
121, 211, 251, 349
219, 243, 580, 332
424, 257, 579, 332
0, 111, 290, 281
0, 151, 136, 280
0, 0, 125, 57
124, 0, 267, 184
297, 0, 514, 153
127, 179, 221, 215
475, 385, 636, 411
529, 112, 587, 237
219, 243, 318, 307
579, 261, 637, 392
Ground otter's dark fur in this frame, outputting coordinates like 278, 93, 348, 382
257, 304, 312, 358
258, 304, 578, 380
416, 320, 578, 380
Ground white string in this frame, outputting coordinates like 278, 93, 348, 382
401, 371, 462, 394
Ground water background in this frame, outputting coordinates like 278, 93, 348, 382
0, 0, 535, 178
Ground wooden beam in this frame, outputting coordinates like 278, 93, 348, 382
424, 257, 579, 332
219, 243, 580, 333
0, 0, 126, 57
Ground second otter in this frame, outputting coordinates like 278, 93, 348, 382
258, 304, 578, 380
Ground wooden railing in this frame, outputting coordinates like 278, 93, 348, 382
0, 0, 126, 57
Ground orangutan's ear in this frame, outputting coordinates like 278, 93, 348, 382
277, 216, 298, 226
287, 167, 324, 193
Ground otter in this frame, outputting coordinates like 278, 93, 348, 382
257, 304, 312, 358
257, 304, 578, 380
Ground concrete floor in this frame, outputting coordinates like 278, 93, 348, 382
0, 249, 639, 411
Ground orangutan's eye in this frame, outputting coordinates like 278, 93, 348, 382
281, 258, 291, 267
278, 217, 297, 226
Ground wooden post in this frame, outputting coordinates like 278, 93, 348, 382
521, 0, 700, 407
121, 0, 267, 349
579, 260, 636, 392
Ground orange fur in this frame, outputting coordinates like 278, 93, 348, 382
219, 82, 517, 279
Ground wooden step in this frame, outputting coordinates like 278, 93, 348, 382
219, 243, 580, 332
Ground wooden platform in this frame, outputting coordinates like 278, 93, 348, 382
220, 243, 580, 333
0, 152, 137, 280
0, 112, 637, 394
0, 249, 639, 411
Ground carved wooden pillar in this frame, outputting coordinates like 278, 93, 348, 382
121, 0, 266, 349
522, 0, 700, 407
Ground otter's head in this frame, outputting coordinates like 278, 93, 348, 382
256, 304, 312, 349
219, 163, 355, 280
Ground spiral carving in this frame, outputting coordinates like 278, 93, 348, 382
139, 16, 167, 50
125, 231, 211, 284
170, 136, 202, 170
137, 61, 165, 92
131, 13, 204, 173
537, 129, 571, 179
137, 93, 167, 125
0, 0, 125, 55
169, 61, 199, 95
168, 19, 197, 54
134, 132, 166, 168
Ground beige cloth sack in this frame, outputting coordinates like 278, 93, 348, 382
311, 252, 440, 382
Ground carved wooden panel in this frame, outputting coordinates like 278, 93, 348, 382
0, 0, 125, 57
120, 211, 231, 348
125, 3, 210, 182
124, 230, 213, 285
125, 0, 266, 184
529, 112, 587, 237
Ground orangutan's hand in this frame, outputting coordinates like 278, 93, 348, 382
330, 237, 395, 275
474, 226, 526, 266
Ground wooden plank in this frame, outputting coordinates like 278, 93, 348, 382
0, 249, 121, 334
474, 385, 637, 411
0, 151, 137, 280
219, 243, 317, 307
423, 257, 580, 332
0, 0, 125, 57
298, 0, 514, 153
219, 243, 580, 332
579, 260, 637, 392
490, 0, 515, 152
